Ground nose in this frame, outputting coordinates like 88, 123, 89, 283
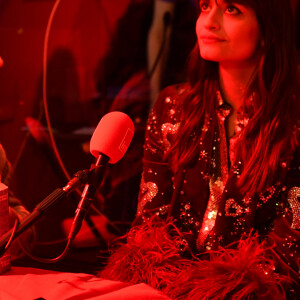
201, 7, 221, 31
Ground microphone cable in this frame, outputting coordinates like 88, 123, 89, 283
41, 0, 113, 185
4, 219, 19, 251
42, 0, 70, 183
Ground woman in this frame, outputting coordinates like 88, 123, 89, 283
100, 0, 299, 298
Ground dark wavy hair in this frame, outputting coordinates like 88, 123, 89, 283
170, 0, 299, 195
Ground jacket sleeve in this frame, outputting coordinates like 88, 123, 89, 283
267, 145, 300, 281
135, 86, 181, 221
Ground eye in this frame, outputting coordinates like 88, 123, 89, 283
199, 0, 210, 12
225, 5, 241, 15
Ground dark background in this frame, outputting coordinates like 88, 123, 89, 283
0, 0, 197, 272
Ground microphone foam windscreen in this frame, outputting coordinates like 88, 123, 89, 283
90, 111, 135, 164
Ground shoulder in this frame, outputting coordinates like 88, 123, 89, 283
145, 83, 190, 150
151, 83, 190, 124
155, 83, 190, 104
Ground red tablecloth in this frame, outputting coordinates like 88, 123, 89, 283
0, 267, 170, 300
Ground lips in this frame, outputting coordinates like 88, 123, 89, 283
200, 36, 226, 43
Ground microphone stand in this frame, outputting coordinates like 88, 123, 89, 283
0, 169, 91, 257
68, 154, 109, 241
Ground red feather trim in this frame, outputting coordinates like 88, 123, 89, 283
98, 217, 193, 291
99, 218, 295, 299
165, 236, 294, 300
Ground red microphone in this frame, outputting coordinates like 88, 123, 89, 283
90, 111, 134, 164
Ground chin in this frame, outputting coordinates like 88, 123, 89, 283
199, 47, 224, 62
199, 52, 222, 63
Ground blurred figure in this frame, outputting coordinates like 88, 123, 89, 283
0, 57, 34, 260
147, 0, 175, 106
147, 0, 197, 107
0, 144, 35, 259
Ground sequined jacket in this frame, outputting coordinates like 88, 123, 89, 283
137, 84, 300, 277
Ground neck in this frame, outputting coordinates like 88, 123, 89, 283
218, 62, 257, 111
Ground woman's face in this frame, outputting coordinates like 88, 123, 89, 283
196, 0, 261, 67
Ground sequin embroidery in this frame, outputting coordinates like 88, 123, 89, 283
225, 198, 243, 217
161, 123, 180, 150
287, 187, 300, 229
138, 181, 158, 214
